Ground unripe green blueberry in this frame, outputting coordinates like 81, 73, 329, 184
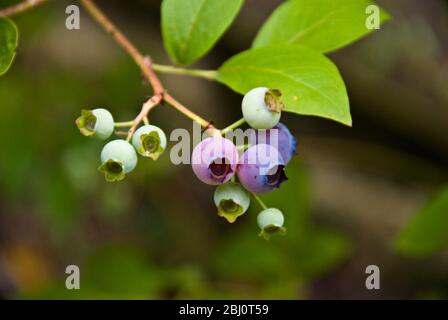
76, 108, 114, 139
242, 87, 284, 129
214, 182, 250, 223
98, 140, 138, 182
257, 208, 286, 240
132, 125, 167, 160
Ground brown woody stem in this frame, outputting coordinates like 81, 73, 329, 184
80, 0, 212, 129
0, 0, 49, 17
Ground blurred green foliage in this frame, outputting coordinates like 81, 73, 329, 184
214, 163, 351, 282
395, 186, 448, 257
20, 162, 350, 299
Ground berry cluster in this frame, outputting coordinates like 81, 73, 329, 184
76, 87, 297, 240
76, 109, 167, 182
192, 88, 297, 240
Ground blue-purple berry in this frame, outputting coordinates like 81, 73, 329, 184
192, 136, 238, 185
251, 122, 297, 164
237, 144, 288, 193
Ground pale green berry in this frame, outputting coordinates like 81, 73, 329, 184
213, 182, 250, 223
98, 140, 137, 182
76, 108, 114, 139
131, 125, 167, 160
257, 208, 286, 240
242, 87, 284, 129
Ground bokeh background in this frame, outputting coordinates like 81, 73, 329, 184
0, 0, 447, 299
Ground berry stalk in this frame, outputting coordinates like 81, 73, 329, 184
114, 121, 134, 128
126, 94, 163, 141
163, 93, 211, 128
251, 193, 268, 210
152, 64, 217, 81
221, 118, 246, 135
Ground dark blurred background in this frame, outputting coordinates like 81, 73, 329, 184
0, 0, 447, 299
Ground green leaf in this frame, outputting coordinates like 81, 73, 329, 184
217, 45, 351, 126
161, 0, 244, 65
395, 187, 448, 257
0, 17, 18, 76
253, 0, 390, 53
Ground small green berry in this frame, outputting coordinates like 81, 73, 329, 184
213, 182, 250, 223
242, 87, 284, 129
257, 208, 286, 240
131, 125, 167, 160
76, 108, 114, 139
99, 140, 137, 182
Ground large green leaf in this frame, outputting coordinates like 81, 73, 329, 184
161, 0, 243, 65
217, 45, 351, 126
0, 17, 18, 75
395, 187, 448, 257
253, 0, 390, 53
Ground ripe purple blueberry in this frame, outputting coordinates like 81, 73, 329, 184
251, 122, 297, 164
192, 136, 238, 185
237, 144, 288, 193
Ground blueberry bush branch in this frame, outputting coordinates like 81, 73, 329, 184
0, 0, 390, 239
79, 0, 213, 130
0, 0, 48, 17
0, 0, 217, 81
3, 0, 384, 126
126, 93, 163, 142
0, 0, 227, 129
80, 0, 163, 94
